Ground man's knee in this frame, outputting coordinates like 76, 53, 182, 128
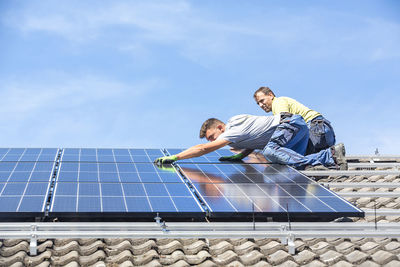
262, 144, 287, 164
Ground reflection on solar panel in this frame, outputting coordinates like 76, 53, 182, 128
166, 148, 269, 164
61, 148, 164, 163
0, 159, 55, 215
0, 148, 58, 162
50, 160, 204, 217
178, 162, 363, 220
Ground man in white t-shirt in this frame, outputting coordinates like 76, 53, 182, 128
154, 114, 346, 170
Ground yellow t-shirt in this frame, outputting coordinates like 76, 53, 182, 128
272, 96, 321, 123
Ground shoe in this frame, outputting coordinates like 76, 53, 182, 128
331, 143, 348, 170
305, 165, 330, 171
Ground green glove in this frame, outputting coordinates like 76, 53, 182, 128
154, 155, 178, 165
219, 153, 244, 162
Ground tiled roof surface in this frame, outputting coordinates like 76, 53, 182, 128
1, 157, 399, 266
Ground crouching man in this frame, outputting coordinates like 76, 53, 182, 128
155, 114, 347, 170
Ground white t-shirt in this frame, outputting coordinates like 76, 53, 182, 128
217, 114, 280, 150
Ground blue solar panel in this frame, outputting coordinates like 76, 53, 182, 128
0, 153, 55, 215
61, 148, 164, 163
178, 162, 363, 219
0, 148, 58, 162
50, 161, 205, 215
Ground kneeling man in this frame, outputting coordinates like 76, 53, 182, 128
155, 114, 347, 170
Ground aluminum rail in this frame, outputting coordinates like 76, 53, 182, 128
338, 192, 400, 197
324, 182, 400, 188
348, 163, 400, 168
363, 209, 400, 216
302, 170, 400, 176
346, 155, 400, 161
1, 222, 399, 255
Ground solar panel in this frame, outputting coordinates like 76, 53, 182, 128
0, 148, 58, 162
50, 160, 205, 218
61, 148, 164, 163
0, 158, 55, 216
178, 162, 363, 220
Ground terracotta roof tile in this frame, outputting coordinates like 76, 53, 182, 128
212, 250, 238, 265
384, 260, 400, 267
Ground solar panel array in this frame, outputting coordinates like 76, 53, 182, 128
0, 148, 363, 221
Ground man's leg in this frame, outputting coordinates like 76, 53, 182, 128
263, 115, 336, 169
306, 117, 336, 154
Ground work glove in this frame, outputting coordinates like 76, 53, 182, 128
219, 153, 244, 162
154, 155, 178, 165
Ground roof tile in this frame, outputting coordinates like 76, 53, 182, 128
234, 241, 258, 255
335, 241, 357, 254
79, 250, 106, 266
331, 260, 353, 267
239, 250, 265, 265
195, 259, 218, 267
260, 241, 285, 254
184, 250, 211, 265
293, 250, 317, 265
310, 241, 332, 254
23, 250, 51, 266
358, 260, 380, 267
183, 240, 207, 254
344, 250, 369, 265
383, 260, 400, 267
319, 250, 344, 265
275, 260, 299, 267
166, 259, 190, 267
359, 241, 381, 254
212, 250, 238, 265
267, 250, 292, 265
132, 249, 159, 265
302, 260, 327, 267
52, 251, 80, 266
371, 250, 397, 265
209, 240, 233, 255
159, 250, 184, 265
0, 240, 29, 257
384, 241, 400, 253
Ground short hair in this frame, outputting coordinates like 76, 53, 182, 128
253, 86, 275, 99
199, 118, 224, 139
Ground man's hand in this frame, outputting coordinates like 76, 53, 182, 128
154, 155, 178, 165
219, 153, 244, 162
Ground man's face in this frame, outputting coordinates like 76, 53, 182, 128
255, 92, 274, 113
205, 125, 224, 142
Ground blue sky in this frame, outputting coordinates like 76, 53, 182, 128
0, 0, 399, 154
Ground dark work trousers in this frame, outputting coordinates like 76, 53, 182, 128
305, 116, 336, 155
262, 115, 335, 169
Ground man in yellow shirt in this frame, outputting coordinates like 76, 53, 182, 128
253, 86, 336, 155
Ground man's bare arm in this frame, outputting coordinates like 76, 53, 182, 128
176, 139, 231, 160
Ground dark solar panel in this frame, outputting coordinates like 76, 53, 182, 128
178, 162, 363, 220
